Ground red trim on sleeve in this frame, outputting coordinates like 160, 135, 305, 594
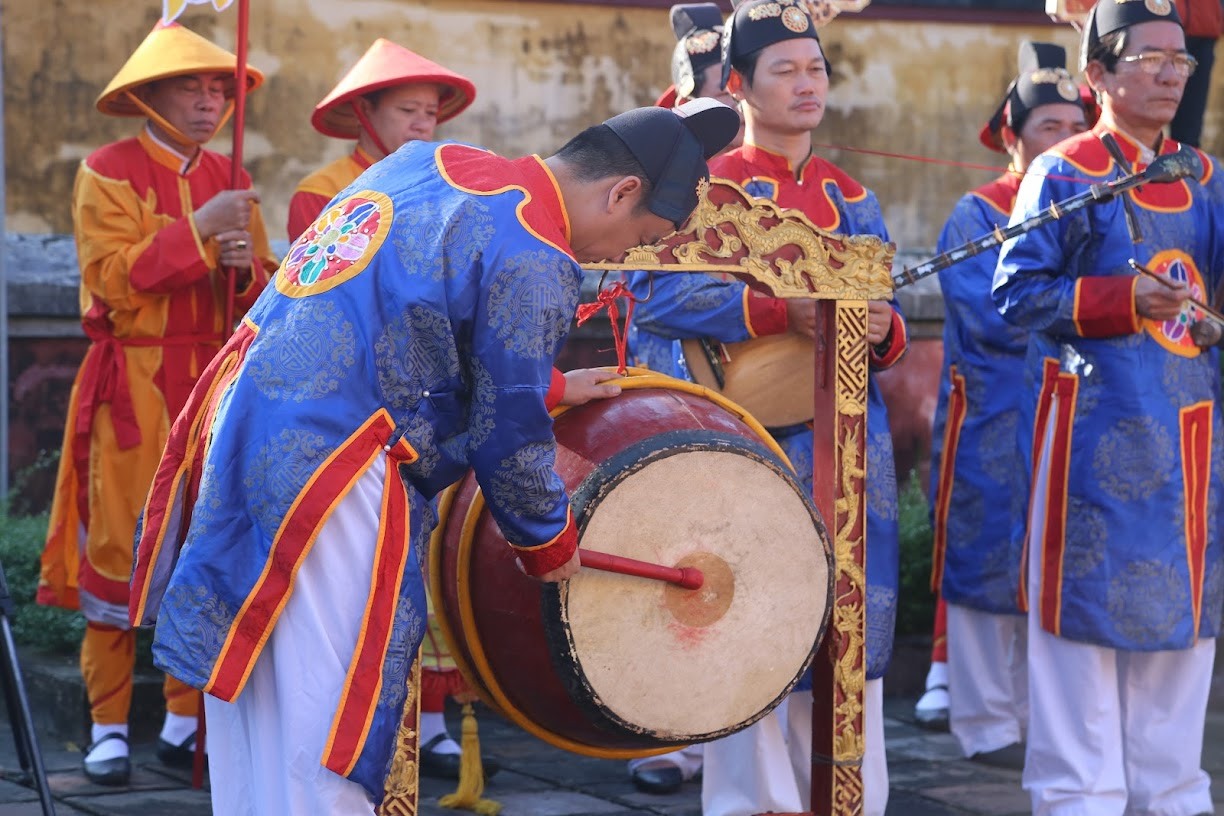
745, 292, 788, 337
869, 308, 908, 369
544, 368, 566, 411
514, 511, 579, 576
1072, 276, 1142, 337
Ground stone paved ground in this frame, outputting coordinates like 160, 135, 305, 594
1, 692, 1221, 815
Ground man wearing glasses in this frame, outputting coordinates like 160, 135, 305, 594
994, 0, 1224, 813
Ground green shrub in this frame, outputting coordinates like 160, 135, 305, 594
895, 471, 936, 636
0, 509, 86, 653
0, 508, 158, 669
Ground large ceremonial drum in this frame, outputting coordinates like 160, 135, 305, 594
430, 372, 834, 758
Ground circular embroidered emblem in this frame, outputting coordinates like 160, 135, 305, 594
781, 6, 810, 32
1142, 249, 1205, 358
1057, 78, 1079, 101
1145, 0, 1172, 16
277, 191, 393, 298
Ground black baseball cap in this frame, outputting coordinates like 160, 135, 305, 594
603, 97, 741, 225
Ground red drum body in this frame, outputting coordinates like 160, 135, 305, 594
430, 374, 833, 758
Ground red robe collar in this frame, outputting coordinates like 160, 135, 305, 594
971, 171, 1023, 217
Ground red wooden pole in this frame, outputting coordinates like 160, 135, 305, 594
193, 1, 251, 789
809, 299, 839, 814
222, 0, 250, 334
579, 550, 704, 590
191, 708, 207, 789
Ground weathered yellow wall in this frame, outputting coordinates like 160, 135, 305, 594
6, 0, 1224, 251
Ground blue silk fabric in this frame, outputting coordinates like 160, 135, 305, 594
994, 128, 1224, 650
929, 174, 1030, 616
130, 140, 582, 799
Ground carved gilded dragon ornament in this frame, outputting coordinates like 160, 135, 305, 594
585, 177, 895, 302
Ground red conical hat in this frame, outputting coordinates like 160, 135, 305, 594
311, 39, 476, 139
655, 85, 679, 109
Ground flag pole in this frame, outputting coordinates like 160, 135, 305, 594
223, 0, 250, 334
194, 0, 249, 789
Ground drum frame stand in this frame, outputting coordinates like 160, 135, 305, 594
804, 298, 874, 816
585, 177, 893, 816
0, 562, 57, 815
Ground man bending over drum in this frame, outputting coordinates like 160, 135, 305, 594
127, 99, 740, 816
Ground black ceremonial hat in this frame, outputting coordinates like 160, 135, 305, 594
980, 42, 1085, 152
671, 4, 726, 100
1080, 0, 1182, 70
721, 0, 822, 89
603, 98, 741, 225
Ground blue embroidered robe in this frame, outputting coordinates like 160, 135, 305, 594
130, 141, 582, 799
993, 126, 1224, 650
929, 172, 1030, 615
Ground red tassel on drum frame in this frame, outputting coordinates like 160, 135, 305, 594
575, 279, 637, 375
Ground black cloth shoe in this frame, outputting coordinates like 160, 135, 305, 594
157, 731, 197, 769
83, 733, 131, 786
630, 763, 684, 795
913, 684, 950, 732
419, 734, 501, 781
970, 742, 1026, 772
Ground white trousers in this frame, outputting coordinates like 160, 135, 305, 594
205, 461, 386, 816
1025, 621, 1216, 816
946, 602, 1028, 757
1025, 395, 1216, 816
701, 681, 888, 816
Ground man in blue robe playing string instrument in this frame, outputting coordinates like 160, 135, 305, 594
995, 0, 1224, 810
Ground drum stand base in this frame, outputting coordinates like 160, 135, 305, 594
0, 562, 57, 815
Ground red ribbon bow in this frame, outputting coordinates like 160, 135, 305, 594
575, 280, 636, 375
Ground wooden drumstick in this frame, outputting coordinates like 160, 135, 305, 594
579, 550, 704, 590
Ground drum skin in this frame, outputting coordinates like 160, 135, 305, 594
431, 374, 834, 758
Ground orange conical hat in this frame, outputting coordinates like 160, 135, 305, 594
96, 22, 264, 117
311, 39, 476, 139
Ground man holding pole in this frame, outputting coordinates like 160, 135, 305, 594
35, 21, 276, 786
995, 0, 1224, 810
